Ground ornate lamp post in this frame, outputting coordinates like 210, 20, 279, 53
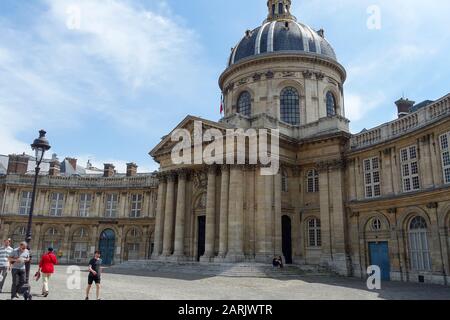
25, 130, 51, 283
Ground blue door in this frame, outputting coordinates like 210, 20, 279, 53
99, 229, 116, 265
368, 242, 390, 281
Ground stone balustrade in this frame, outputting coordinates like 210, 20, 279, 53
350, 94, 450, 150
0, 173, 158, 189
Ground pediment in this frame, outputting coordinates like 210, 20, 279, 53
149, 115, 229, 159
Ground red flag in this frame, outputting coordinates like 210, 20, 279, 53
220, 94, 224, 114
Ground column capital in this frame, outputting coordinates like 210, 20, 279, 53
207, 165, 219, 176
176, 168, 189, 180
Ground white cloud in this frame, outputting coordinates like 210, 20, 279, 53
0, 0, 204, 156
345, 92, 386, 122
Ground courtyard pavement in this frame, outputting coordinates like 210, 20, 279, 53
0, 265, 449, 300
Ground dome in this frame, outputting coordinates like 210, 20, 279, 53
228, 1, 337, 66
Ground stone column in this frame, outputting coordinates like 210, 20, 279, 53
202, 166, 217, 261
1, 223, 10, 243
152, 176, 166, 258
430, 134, 443, 185
31, 224, 42, 258
90, 226, 98, 255
274, 171, 283, 257
318, 163, 332, 266
348, 159, 356, 201
255, 167, 274, 262
162, 173, 176, 256
217, 165, 230, 259
381, 148, 394, 196
61, 225, 71, 264
330, 163, 350, 276
173, 171, 187, 259
226, 166, 245, 262
420, 136, 434, 189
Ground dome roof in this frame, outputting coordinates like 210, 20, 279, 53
228, 20, 337, 67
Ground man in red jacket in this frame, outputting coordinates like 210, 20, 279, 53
38, 248, 58, 297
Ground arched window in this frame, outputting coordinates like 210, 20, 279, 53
408, 216, 431, 271
307, 169, 319, 193
281, 169, 288, 192
280, 87, 300, 125
47, 228, 59, 236
371, 218, 382, 231
278, 2, 284, 14
308, 218, 321, 247
326, 91, 337, 117
237, 91, 252, 117
74, 228, 88, 238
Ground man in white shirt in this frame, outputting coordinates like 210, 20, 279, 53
0, 238, 13, 293
9, 241, 30, 299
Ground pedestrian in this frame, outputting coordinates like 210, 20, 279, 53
8, 241, 30, 300
37, 247, 58, 297
85, 250, 102, 300
0, 238, 13, 293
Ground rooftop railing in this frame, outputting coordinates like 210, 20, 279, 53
0, 174, 158, 189
350, 94, 450, 150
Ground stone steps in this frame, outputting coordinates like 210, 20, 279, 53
108, 260, 330, 278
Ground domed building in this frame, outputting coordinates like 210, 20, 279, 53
1, 0, 449, 286
149, 0, 450, 285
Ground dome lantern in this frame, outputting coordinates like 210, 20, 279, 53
265, 0, 296, 22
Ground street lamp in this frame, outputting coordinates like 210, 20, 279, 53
25, 130, 51, 284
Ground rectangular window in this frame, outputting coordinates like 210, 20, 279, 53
400, 146, 421, 192
19, 191, 33, 216
440, 132, 450, 184
73, 242, 88, 259
50, 193, 64, 216
363, 157, 381, 198
105, 194, 118, 218
79, 194, 92, 217
130, 194, 143, 218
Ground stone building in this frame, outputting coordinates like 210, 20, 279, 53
149, 0, 450, 285
0, 0, 449, 286
0, 155, 158, 265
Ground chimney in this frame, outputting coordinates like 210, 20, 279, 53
104, 164, 115, 178
395, 98, 415, 118
66, 157, 78, 171
49, 160, 61, 176
126, 163, 138, 177
7, 154, 30, 175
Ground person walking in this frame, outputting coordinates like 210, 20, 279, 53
0, 238, 13, 293
8, 241, 30, 300
38, 247, 58, 297
85, 251, 102, 300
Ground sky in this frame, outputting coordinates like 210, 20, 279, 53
0, 0, 449, 173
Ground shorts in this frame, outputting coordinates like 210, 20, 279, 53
88, 274, 101, 285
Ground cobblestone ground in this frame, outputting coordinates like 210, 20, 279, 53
0, 266, 449, 300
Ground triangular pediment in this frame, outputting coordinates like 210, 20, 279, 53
149, 115, 229, 159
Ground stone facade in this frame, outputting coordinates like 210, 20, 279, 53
0, 1, 449, 287
0, 164, 158, 265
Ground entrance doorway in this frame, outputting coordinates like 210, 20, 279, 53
99, 229, 116, 265
282, 215, 293, 264
368, 241, 390, 281
197, 216, 206, 261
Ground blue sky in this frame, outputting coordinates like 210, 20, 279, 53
1, 0, 449, 173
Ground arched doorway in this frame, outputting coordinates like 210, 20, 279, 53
282, 215, 293, 264
99, 229, 116, 265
